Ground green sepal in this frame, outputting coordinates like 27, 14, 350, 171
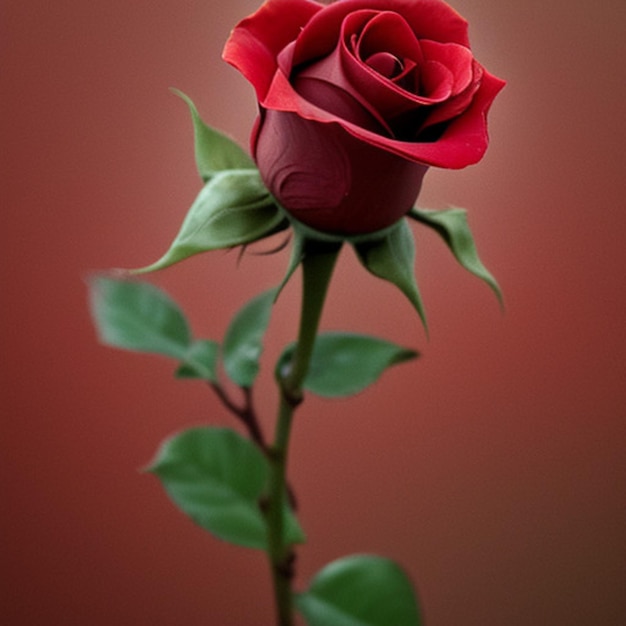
277, 332, 418, 398
176, 339, 219, 381
274, 220, 347, 302
147, 427, 305, 550
296, 554, 422, 626
88, 276, 191, 360
171, 89, 255, 181
275, 227, 305, 301
132, 169, 288, 274
409, 207, 502, 305
222, 287, 277, 388
353, 219, 428, 332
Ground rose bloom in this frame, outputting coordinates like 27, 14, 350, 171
224, 0, 505, 235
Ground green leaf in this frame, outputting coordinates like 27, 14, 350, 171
409, 207, 502, 305
222, 287, 277, 387
88, 276, 191, 359
133, 169, 288, 274
148, 427, 269, 549
147, 427, 304, 550
171, 89, 255, 181
353, 220, 427, 332
277, 332, 418, 398
296, 554, 422, 626
176, 339, 219, 381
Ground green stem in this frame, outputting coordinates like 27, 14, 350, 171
267, 239, 341, 626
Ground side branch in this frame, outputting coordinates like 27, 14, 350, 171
209, 382, 269, 452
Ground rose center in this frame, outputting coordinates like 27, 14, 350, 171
365, 51, 403, 79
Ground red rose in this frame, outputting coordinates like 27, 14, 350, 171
224, 0, 505, 235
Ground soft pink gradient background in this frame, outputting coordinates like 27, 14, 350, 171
2, 1, 625, 624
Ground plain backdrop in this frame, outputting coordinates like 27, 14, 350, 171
2, 0, 625, 624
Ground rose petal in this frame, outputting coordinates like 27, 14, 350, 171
340, 11, 453, 122
293, 40, 394, 134
261, 65, 485, 168
378, 68, 506, 167
365, 52, 404, 78
255, 110, 429, 234
292, 0, 470, 68
420, 39, 474, 94
352, 10, 424, 65
222, 0, 321, 100
293, 75, 393, 135
418, 60, 454, 101
422, 61, 483, 129
254, 109, 351, 212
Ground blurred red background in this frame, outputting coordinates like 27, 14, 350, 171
2, 0, 625, 624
